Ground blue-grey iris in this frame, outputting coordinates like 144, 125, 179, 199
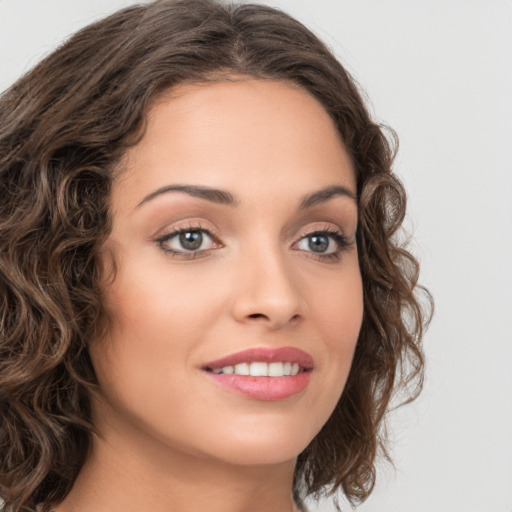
180, 231, 203, 250
309, 234, 329, 252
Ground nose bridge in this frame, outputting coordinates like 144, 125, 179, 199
231, 232, 302, 327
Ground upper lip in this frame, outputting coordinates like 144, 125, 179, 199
202, 347, 314, 371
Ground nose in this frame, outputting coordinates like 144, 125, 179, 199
230, 244, 303, 330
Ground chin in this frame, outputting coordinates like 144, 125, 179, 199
187, 416, 322, 467
202, 441, 304, 468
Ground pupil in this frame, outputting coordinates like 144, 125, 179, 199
309, 234, 328, 253
179, 231, 203, 250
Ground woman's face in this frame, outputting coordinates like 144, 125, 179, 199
91, 79, 363, 467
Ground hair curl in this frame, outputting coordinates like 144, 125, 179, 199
0, 1, 432, 511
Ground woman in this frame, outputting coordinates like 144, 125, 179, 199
0, 1, 432, 511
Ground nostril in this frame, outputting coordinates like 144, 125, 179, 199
248, 313, 268, 319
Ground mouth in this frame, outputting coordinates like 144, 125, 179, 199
204, 361, 307, 377
201, 347, 314, 401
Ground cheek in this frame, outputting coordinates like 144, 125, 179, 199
92, 249, 236, 398
102, 251, 216, 337
89, 270, 210, 440
314, 261, 364, 342
309, 261, 363, 389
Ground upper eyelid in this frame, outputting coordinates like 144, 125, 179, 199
157, 226, 213, 241
294, 224, 349, 240
299, 226, 341, 235
155, 220, 217, 239
154, 221, 350, 242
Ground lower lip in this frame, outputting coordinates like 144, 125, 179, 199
204, 372, 312, 400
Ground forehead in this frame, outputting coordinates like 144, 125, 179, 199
115, 78, 355, 208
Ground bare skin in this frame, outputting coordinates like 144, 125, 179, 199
54, 78, 363, 512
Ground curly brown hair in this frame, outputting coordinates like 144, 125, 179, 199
0, 1, 432, 511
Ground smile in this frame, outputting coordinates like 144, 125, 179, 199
202, 347, 314, 400
208, 361, 302, 377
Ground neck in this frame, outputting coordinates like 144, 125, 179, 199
54, 413, 299, 512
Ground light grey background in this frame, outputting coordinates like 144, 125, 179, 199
1, 1, 511, 511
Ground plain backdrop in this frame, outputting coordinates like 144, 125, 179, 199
1, 1, 511, 511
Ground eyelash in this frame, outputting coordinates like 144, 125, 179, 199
298, 226, 351, 262
155, 223, 352, 261
155, 222, 220, 260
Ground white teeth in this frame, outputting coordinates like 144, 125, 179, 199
213, 361, 303, 376
233, 363, 250, 375
268, 362, 284, 377
250, 362, 268, 376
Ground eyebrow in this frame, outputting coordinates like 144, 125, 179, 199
298, 185, 357, 210
136, 183, 357, 209
137, 184, 238, 208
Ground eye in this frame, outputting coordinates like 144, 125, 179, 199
296, 232, 338, 254
296, 233, 335, 253
156, 226, 220, 258
294, 229, 350, 261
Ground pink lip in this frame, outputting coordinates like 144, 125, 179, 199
202, 347, 314, 401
